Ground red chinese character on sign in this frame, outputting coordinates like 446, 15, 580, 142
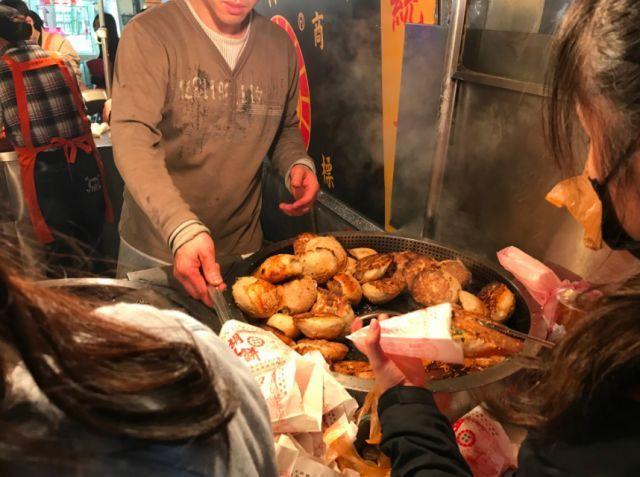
390, 0, 425, 31
238, 347, 260, 362
228, 333, 244, 352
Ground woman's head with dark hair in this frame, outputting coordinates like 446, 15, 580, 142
0, 254, 238, 442
93, 12, 119, 60
489, 274, 640, 440
0, 5, 31, 43
0, 0, 40, 34
547, 0, 640, 239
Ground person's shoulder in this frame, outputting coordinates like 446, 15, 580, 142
123, 2, 182, 38
252, 12, 292, 47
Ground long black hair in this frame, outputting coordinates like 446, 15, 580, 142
546, 0, 640, 189
488, 0, 640, 441
93, 13, 119, 61
0, 5, 31, 42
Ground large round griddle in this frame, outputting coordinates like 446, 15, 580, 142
226, 232, 545, 393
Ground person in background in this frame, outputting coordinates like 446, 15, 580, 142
0, 6, 112, 274
111, 0, 320, 305
353, 0, 640, 475
87, 13, 119, 89
0, 253, 277, 476
0, 0, 83, 87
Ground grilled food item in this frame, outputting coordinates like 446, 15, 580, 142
463, 356, 507, 368
393, 251, 421, 272
410, 269, 461, 306
294, 313, 345, 340
354, 253, 394, 283
232, 276, 280, 319
362, 274, 406, 304
459, 290, 487, 315
327, 273, 363, 305
267, 313, 300, 339
260, 325, 295, 346
438, 259, 472, 288
332, 361, 374, 379
348, 247, 378, 260
278, 276, 318, 314
293, 232, 318, 255
294, 339, 349, 363
312, 288, 356, 333
452, 310, 523, 357
402, 254, 438, 287
478, 282, 516, 323
300, 248, 340, 284
304, 236, 348, 272
346, 257, 357, 276
255, 254, 303, 283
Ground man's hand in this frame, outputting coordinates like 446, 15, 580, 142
173, 232, 225, 307
279, 164, 320, 216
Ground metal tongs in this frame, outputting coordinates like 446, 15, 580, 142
476, 318, 556, 349
207, 285, 234, 322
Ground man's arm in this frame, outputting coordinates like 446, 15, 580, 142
111, 20, 199, 245
110, 20, 222, 305
269, 39, 313, 178
269, 39, 319, 216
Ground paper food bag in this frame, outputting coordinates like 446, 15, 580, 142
453, 406, 518, 477
347, 304, 464, 364
497, 247, 595, 331
546, 171, 602, 250
221, 321, 323, 433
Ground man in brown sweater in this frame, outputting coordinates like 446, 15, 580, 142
111, 0, 319, 305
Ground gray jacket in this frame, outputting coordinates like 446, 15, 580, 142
0, 304, 278, 477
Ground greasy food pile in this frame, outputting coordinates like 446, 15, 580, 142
232, 233, 523, 380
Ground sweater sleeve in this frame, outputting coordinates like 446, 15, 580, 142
379, 386, 472, 477
111, 20, 199, 244
269, 38, 314, 180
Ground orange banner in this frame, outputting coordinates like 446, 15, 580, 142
381, 0, 436, 229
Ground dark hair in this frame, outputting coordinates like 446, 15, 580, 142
488, 275, 640, 440
546, 0, 640, 189
93, 13, 119, 61
0, 255, 238, 442
0, 5, 31, 42
0, 0, 28, 16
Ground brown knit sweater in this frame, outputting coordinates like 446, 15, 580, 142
111, 0, 309, 261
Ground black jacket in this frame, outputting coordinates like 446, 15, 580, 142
379, 386, 640, 477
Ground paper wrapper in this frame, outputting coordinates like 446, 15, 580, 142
275, 434, 344, 477
546, 172, 602, 250
453, 406, 518, 477
347, 304, 464, 364
221, 319, 358, 428
497, 246, 594, 331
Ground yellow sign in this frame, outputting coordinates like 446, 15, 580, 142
381, 0, 435, 229
321, 154, 335, 189
312, 11, 325, 50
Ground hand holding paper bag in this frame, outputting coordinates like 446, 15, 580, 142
348, 304, 463, 394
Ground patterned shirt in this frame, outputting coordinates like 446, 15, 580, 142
0, 41, 85, 148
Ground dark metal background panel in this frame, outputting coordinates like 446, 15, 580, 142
390, 24, 447, 234
434, 82, 567, 261
461, 30, 552, 84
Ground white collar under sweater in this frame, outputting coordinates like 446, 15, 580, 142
185, 0, 252, 70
